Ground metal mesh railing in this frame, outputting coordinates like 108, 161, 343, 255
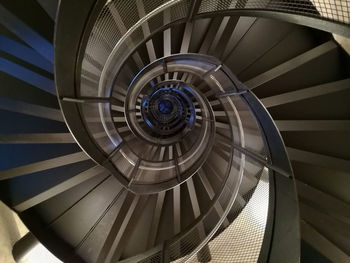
80, 0, 191, 156
187, 167, 270, 263
198, 0, 350, 24
76, 0, 344, 261
80, 0, 349, 156
139, 252, 162, 263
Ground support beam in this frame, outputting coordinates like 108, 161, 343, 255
187, 178, 201, 219
104, 195, 140, 263
199, 17, 223, 54
111, 105, 125, 113
0, 4, 53, 62
222, 17, 256, 60
159, 146, 165, 161
163, 9, 171, 57
300, 203, 350, 257
197, 169, 230, 227
187, 0, 201, 21
149, 145, 158, 160
96, 193, 135, 263
112, 91, 126, 102
14, 165, 107, 211
175, 142, 182, 156
287, 147, 350, 174
168, 145, 173, 160
296, 180, 350, 225
108, 3, 127, 33
187, 177, 212, 262
216, 90, 247, 98
147, 191, 166, 249
245, 41, 337, 89
0, 133, 74, 144
224, 139, 291, 178
173, 185, 181, 235
36, 0, 58, 21
0, 151, 90, 180
203, 9, 350, 38
110, 196, 149, 262
180, 22, 193, 53
215, 121, 230, 129
300, 220, 350, 263
127, 159, 141, 187
261, 79, 350, 108
136, 0, 157, 62
0, 35, 53, 73
208, 17, 230, 55
0, 58, 55, 95
76, 189, 126, 251
276, 120, 350, 131
0, 98, 63, 122
215, 16, 239, 59
62, 97, 110, 103
108, 3, 144, 69
113, 117, 126, 123
235, 193, 247, 208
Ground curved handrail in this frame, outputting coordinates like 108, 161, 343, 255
195, 9, 350, 38
83, 0, 302, 261
52, 0, 338, 261
74, 0, 334, 261
98, 0, 183, 98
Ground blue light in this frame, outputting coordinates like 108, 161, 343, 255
0, 6, 54, 62
145, 118, 154, 128
158, 99, 173, 114
0, 35, 53, 73
0, 57, 56, 95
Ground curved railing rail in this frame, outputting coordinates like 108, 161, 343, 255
57, 0, 350, 181
194, 0, 350, 37
74, 0, 318, 261
197, 0, 350, 24
55, 0, 349, 261
77, 1, 273, 257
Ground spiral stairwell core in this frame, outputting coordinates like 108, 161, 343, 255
0, 0, 350, 262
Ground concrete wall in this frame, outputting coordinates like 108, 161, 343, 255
0, 202, 28, 263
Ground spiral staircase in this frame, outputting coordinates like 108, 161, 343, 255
0, 0, 349, 262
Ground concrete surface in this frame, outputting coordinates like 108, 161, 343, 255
0, 201, 28, 263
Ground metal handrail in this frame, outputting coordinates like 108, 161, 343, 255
53, 0, 305, 260
84, 0, 305, 262
72, 0, 346, 261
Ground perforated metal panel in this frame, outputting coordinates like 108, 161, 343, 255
139, 252, 162, 263
72, 1, 309, 262
189, 168, 270, 263
81, 0, 191, 97
198, 0, 350, 24
167, 167, 269, 263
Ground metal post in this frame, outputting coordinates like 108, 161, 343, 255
12, 232, 39, 262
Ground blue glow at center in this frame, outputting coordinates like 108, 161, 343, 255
158, 99, 173, 114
